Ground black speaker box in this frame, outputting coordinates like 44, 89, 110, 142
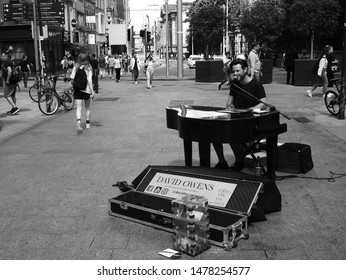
276, 143, 314, 174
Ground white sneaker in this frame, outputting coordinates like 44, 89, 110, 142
86, 123, 92, 129
76, 121, 83, 133
307, 90, 312, 97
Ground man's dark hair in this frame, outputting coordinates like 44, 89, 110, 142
230, 58, 248, 70
251, 41, 260, 50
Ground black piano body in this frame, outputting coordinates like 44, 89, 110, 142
166, 105, 287, 181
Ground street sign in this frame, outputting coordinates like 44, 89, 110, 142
71, 19, 77, 28
38, 2, 65, 25
3, 3, 24, 21
3, 1, 64, 25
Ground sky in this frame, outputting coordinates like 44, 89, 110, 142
128, 0, 164, 31
128, 0, 194, 32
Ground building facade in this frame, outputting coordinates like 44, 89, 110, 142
0, 0, 126, 73
158, 2, 190, 59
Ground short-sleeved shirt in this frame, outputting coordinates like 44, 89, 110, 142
90, 58, 99, 70
229, 79, 266, 109
2, 59, 14, 80
20, 60, 30, 72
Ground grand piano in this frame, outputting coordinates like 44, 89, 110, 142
166, 105, 287, 181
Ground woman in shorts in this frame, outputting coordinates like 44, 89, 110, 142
70, 53, 95, 133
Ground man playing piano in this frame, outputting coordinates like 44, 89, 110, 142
213, 58, 267, 171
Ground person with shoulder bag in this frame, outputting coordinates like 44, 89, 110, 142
307, 46, 329, 97
130, 52, 140, 84
2, 52, 20, 115
145, 53, 155, 89
70, 53, 95, 133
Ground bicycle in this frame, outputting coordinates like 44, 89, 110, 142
28, 70, 53, 102
38, 76, 75, 115
324, 78, 345, 116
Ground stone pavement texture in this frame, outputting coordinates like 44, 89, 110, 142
0, 68, 345, 260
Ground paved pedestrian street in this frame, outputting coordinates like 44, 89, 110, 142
0, 69, 345, 262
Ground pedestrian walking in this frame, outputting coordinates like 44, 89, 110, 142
114, 54, 122, 82
284, 45, 299, 85
61, 56, 68, 78
90, 54, 99, 93
108, 55, 115, 79
307, 46, 329, 97
248, 42, 262, 81
326, 45, 338, 87
66, 53, 75, 79
130, 52, 140, 84
145, 53, 155, 89
98, 55, 106, 79
2, 52, 20, 115
70, 53, 95, 133
19, 55, 31, 88
218, 52, 232, 90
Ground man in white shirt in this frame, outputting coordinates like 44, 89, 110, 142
248, 42, 262, 81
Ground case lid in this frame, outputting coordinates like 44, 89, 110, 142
135, 168, 263, 216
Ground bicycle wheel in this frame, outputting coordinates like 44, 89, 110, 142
324, 90, 340, 116
62, 87, 75, 111
38, 91, 60, 115
29, 84, 39, 102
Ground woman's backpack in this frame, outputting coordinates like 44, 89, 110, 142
73, 67, 88, 90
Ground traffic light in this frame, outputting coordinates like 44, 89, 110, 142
105, 33, 109, 48
74, 31, 79, 43
140, 29, 145, 38
127, 28, 131, 41
146, 31, 151, 43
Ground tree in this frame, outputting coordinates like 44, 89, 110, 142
239, 0, 286, 49
285, 0, 341, 58
186, 0, 225, 58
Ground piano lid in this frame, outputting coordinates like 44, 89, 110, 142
172, 105, 254, 120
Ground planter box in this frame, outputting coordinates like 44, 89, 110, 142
294, 59, 319, 86
195, 60, 224, 82
260, 59, 273, 84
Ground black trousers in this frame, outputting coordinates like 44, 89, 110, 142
92, 69, 99, 92
286, 65, 295, 85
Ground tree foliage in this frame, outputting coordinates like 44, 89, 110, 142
186, 0, 225, 57
239, 0, 286, 48
284, 0, 341, 53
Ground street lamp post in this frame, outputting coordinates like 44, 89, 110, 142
165, 0, 169, 76
339, 1, 346, 119
177, 0, 183, 79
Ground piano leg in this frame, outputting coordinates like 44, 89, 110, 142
266, 135, 278, 181
183, 140, 192, 166
198, 142, 211, 167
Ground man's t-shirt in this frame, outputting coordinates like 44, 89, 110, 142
19, 60, 30, 72
90, 58, 99, 70
229, 79, 266, 109
1, 59, 14, 80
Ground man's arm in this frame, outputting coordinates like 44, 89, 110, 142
6, 66, 12, 84
248, 53, 256, 77
250, 97, 267, 110
226, 95, 234, 109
